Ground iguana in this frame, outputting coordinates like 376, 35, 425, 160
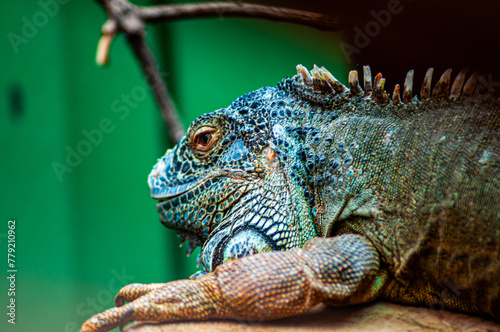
81, 65, 500, 332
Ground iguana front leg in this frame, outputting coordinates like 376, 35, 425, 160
81, 234, 387, 332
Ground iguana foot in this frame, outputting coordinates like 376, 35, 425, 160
81, 235, 386, 332
81, 276, 226, 332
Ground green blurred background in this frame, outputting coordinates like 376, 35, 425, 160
1, 1, 346, 330
2, 0, 497, 330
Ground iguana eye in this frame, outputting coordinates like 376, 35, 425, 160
199, 133, 212, 146
191, 126, 220, 156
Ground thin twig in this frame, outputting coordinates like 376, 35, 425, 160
96, 20, 117, 65
139, 2, 340, 31
127, 35, 185, 142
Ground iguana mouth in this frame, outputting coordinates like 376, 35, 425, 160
151, 175, 214, 200
151, 170, 251, 200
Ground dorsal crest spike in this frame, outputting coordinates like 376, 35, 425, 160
473, 73, 489, 95
392, 84, 401, 105
349, 70, 363, 96
372, 74, 388, 104
372, 73, 383, 93
318, 66, 347, 93
310, 64, 322, 79
311, 64, 333, 93
432, 69, 452, 98
363, 65, 373, 97
463, 71, 480, 96
403, 70, 414, 104
296, 64, 313, 87
420, 68, 434, 100
450, 68, 469, 99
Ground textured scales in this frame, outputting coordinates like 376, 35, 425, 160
81, 65, 500, 332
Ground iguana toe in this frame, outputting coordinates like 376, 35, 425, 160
114, 283, 167, 307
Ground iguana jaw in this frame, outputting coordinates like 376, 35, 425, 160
152, 174, 253, 253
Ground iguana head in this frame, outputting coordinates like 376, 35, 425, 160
148, 85, 319, 272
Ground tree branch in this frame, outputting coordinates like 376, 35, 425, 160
127, 35, 185, 142
139, 2, 340, 31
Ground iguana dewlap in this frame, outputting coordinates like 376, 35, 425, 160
81, 65, 500, 332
